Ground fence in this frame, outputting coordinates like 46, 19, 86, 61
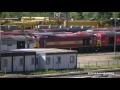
77, 60, 120, 69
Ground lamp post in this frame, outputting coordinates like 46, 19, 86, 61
110, 18, 120, 58
0, 20, 1, 51
0, 20, 1, 71
65, 12, 69, 29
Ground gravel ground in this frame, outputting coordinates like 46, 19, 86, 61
77, 52, 120, 62
77, 52, 120, 67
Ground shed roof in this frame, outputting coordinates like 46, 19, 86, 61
1, 50, 36, 57
11, 48, 78, 54
1, 35, 32, 40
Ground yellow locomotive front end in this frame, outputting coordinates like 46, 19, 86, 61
97, 40, 101, 46
32, 36, 39, 48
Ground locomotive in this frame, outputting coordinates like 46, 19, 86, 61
33, 30, 120, 52
95, 31, 120, 51
33, 31, 97, 52
1, 28, 120, 52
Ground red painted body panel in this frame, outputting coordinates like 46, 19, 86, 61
37, 32, 96, 48
95, 31, 120, 46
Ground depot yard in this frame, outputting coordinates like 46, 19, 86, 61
77, 52, 120, 61
77, 52, 120, 69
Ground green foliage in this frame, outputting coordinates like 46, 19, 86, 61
0, 12, 120, 20
70, 12, 80, 20
82, 12, 93, 20
0, 12, 54, 18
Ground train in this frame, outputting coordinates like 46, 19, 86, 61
32, 29, 120, 52
95, 31, 120, 51
1, 27, 120, 53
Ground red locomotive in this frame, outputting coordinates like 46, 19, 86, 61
1, 28, 120, 52
33, 31, 97, 52
95, 31, 120, 51
87, 27, 120, 32
33, 29, 120, 52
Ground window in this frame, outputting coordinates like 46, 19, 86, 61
3, 59, 8, 67
7, 44, 12, 46
46, 57, 50, 65
70, 56, 75, 63
56, 57, 61, 64
19, 58, 24, 66
83, 39, 90, 45
31, 57, 35, 65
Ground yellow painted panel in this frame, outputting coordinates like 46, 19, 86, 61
46, 41, 83, 45
34, 43, 39, 48
97, 41, 101, 46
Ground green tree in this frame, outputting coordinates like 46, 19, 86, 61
77, 12, 83, 20
1, 12, 120, 20
0, 12, 54, 18
82, 12, 93, 20
69, 12, 80, 20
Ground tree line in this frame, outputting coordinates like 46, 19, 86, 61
0, 12, 120, 20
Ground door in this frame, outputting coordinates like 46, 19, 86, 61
109, 37, 114, 44
17, 41, 25, 49
27, 41, 30, 48
83, 39, 90, 45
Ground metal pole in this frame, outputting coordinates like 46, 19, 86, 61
114, 18, 116, 58
66, 12, 68, 29
5, 67, 6, 74
0, 21, 1, 71
65, 12, 69, 29
0, 20, 1, 51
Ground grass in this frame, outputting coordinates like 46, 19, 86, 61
0, 72, 4, 76
78, 53, 96, 56
0, 62, 120, 76
2, 68, 84, 76
1, 63, 119, 76
111, 56, 120, 60
80, 63, 120, 70
30, 69, 84, 75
